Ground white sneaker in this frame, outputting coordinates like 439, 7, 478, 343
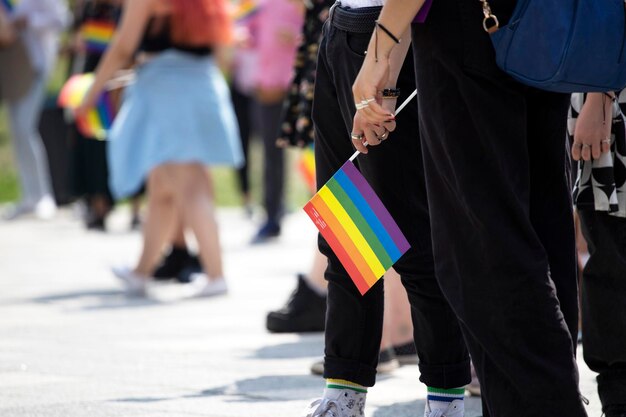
188, 274, 228, 297
424, 399, 464, 417
112, 266, 148, 297
302, 388, 366, 417
2, 201, 35, 220
34, 195, 57, 220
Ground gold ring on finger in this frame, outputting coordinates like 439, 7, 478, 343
351, 133, 364, 141
582, 144, 591, 149
379, 130, 389, 141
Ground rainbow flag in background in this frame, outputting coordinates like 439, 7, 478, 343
230, 0, 259, 22
1, 0, 18, 12
298, 144, 316, 194
58, 73, 118, 140
304, 161, 410, 295
81, 20, 116, 54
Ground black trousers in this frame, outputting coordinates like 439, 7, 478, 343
579, 210, 626, 414
312, 4, 470, 388
230, 85, 252, 196
256, 101, 285, 224
410, 0, 586, 416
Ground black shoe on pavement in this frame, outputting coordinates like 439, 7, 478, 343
86, 216, 106, 231
392, 341, 418, 365
251, 220, 281, 244
266, 274, 326, 333
177, 256, 203, 283
153, 246, 195, 281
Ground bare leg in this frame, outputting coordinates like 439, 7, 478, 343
307, 247, 328, 293
91, 194, 111, 219
169, 164, 224, 280
134, 167, 177, 276
170, 217, 187, 248
386, 268, 414, 347
168, 166, 215, 248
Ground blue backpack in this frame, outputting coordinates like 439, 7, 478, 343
481, 0, 626, 93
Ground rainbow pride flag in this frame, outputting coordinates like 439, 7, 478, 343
230, 0, 259, 22
298, 144, 316, 194
1, 0, 18, 12
81, 20, 116, 54
304, 161, 410, 295
58, 73, 118, 140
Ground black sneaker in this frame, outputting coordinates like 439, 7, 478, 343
153, 246, 194, 281
251, 220, 281, 244
266, 274, 326, 333
177, 256, 202, 283
86, 216, 106, 231
392, 341, 418, 365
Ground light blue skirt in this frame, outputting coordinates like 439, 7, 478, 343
108, 50, 243, 199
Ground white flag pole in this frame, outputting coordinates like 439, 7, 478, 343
348, 89, 418, 162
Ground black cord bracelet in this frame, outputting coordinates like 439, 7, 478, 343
375, 21, 401, 44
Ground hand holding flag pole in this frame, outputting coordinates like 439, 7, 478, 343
349, 89, 417, 162
304, 89, 417, 295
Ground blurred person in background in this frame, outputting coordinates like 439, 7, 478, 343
228, 0, 258, 218
0, 5, 15, 46
69, 0, 122, 231
247, 0, 304, 243
1, 0, 70, 220
77, 0, 243, 297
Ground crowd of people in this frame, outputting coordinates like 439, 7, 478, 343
0, 0, 625, 417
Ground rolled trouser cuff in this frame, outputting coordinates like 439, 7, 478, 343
324, 356, 378, 387
418, 357, 471, 389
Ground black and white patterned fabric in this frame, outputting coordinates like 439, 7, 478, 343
570, 90, 626, 217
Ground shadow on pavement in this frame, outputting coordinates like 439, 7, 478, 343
189, 374, 323, 402
110, 374, 323, 404
250, 335, 324, 359
31, 289, 164, 310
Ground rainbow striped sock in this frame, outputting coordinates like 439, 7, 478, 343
326, 379, 368, 393
427, 386, 465, 413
